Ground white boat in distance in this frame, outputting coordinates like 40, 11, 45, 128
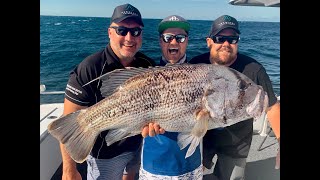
229, 0, 280, 7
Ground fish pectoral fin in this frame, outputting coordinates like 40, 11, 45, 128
177, 132, 194, 150
177, 108, 210, 158
195, 108, 211, 121
193, 108, 210, 137
105, 129, 135, 146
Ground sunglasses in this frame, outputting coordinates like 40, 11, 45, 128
210, 35, 240, 44
161, 34, 188, 43
110, 26, 142, 37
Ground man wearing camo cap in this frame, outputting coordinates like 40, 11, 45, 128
139, 15, 204, 180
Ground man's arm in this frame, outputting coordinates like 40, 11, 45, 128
266, 101, 280, 169
60, 98, 87, 180
266, 101, 280, 140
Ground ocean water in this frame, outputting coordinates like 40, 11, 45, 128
40, 15, 280, 104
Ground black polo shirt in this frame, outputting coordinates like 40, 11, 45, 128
65, 44, 155, 159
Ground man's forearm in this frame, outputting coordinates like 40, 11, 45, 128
266, 102, 280, 139
60, 143, 78, 172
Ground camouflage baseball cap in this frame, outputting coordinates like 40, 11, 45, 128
158, 15, 190, 34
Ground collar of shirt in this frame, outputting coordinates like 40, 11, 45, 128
160, 54, 187, 66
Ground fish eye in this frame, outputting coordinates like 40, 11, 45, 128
239, 80, 248, 90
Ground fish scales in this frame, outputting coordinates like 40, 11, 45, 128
48, 64, 268, 163
86, 66, 206, 130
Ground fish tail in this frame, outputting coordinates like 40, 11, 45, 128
47, 110, 98, 163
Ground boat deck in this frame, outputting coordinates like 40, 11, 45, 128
50, 131, 280, 180
244, 132, 280, 180
202, 128, 280, 180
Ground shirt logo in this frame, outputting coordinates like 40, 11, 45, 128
66, 84, 82, 96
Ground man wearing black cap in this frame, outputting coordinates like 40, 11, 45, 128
60, 3, 155, 180
189, 15, 280, 180
139, 15, 203, 180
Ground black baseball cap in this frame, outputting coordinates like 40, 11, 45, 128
209, 15, 240, 36
158, 15, 190, 34
110, 3, 144, 27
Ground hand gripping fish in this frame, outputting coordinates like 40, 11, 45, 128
47, 63, 268, 163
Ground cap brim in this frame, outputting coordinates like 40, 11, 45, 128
213, 25, 240, 36
112, 15, 144, 27
158, 21, 190, 33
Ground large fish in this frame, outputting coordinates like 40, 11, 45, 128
48, 63, 268, 163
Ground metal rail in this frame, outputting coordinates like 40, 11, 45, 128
40, 84, 64, 94
40, 91, 65, 95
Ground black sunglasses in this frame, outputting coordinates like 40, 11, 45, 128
210, 35, 240, 44
110, 26, 142, 37
161, 34, 188, 43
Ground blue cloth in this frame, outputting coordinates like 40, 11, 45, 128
141, 132, 201, 176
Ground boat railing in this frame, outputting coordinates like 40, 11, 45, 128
40, 84, 65, 95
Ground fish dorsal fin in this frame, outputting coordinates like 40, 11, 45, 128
82, 65, 183, 97
100, 66, 154, 97
81, 66, 151, 97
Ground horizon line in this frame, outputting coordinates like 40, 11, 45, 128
40, 14, 280, 23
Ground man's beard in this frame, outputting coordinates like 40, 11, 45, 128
209, 48, 236, 66
210, 55, 234, 65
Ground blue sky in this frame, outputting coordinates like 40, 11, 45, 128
40, 0, 280, 22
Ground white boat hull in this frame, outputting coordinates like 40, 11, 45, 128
40, 103, 64, 180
